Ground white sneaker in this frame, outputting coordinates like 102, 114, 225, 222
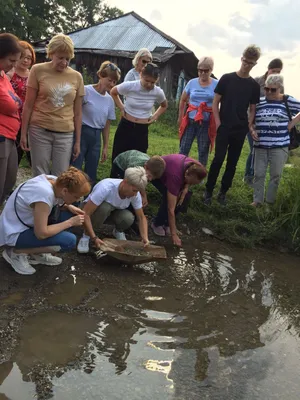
28, 253, 62, 266
2, 248, 36, 275
77, 236, 90, 254
112, 228, 127, 241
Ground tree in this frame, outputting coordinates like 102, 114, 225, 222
0, 0, 123, 41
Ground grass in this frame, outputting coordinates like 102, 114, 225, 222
20, 117, 300, 252
97, 117, 300, 252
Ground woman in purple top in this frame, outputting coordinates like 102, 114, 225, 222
151, 154, 207, 247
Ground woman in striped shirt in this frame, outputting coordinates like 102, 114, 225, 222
249, 74, 300, 207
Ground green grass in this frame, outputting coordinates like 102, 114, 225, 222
20, 117, 300, 251
94, 118, 300, 251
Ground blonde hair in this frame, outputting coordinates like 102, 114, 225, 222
124, 167, 148, 191
243, 45, 261, 61
56, 167, 91, 197
197, 56, 214, 70
46, 34, 75, 59
132, 48, 152, 67
97, 61, 121, 82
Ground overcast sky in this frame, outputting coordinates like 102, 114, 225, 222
107, 0, 300, 98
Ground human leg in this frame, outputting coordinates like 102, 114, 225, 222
0, 138, 18, 205
110, 209, 135, 232
110, 163, 125, 179
205, 126, 230, 194
179, 120, 196, 157
196, 121, 210, 166
52, 132, 73, 176
253, 148, 269, 205
151, 179, 169, 233
220, 131, 246, 193
29, 125, 53, 176
84, 127, 101, 185
244, 132, 254, 181
266, 147, 288, 204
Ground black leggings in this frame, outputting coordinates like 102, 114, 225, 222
111, 118, 149, 162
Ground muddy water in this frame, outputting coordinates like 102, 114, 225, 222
0, 239, 300, 400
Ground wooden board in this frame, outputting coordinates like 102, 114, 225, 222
99, 239, 167, 264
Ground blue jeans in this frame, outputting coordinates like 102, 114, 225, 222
245, 132, 254, 178
15, 211, 76, 251
72, 124, 102, 184
179, 120, 210, 166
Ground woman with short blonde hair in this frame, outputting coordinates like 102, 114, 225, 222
124, 48, 152, 82
21, 34, 85, 177
73, 61, 121, 185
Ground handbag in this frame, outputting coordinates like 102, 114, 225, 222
14, 182, 61, 228
283, 95, 300, 150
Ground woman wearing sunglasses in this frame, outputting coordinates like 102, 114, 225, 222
72, 61, 120, 186
124, 48, 152, 82
178, 57, 218, 166
250, 74, 300, 207
244, 58, 283, 186
110, 63, 168, 163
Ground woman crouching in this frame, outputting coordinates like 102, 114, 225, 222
0, 167, 90, 275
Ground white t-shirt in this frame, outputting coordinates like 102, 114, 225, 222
86, 178, 142, 210
0, 175, 58, 247
124, 68, 140, 82
117, 80, 166, 119
82, 85, 116, 129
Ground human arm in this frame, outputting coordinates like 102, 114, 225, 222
177, 91, 189, 125
288, 113, 300, 131
21, 87, 38, 151
249, 104, 259, 141
148, 100, 168, 124
72, 92, 83, 161
33, 202, 84, 240
110, 86, 125, 116
82, 200, 104, 249
177, 184, 189, 206
101, 120, 111, 162
134, 208, 149, 246
212, 93, 222, 130
140, 189, 148, 207
167, 192, 181, 247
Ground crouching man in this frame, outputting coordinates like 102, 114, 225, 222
77, 167, 150, 253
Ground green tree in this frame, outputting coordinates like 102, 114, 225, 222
0, 0, 123, 41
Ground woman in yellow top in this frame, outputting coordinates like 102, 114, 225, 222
21, 34, 85, 177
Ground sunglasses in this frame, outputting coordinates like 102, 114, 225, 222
264, 87, 278, 93
106, 63, 121, 73
141, 59, 149, 64
198, 68, 210, 73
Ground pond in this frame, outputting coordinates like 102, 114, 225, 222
0, 238, 299, 399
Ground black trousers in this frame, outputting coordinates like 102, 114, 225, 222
111, 118, 149, 162
206, 125, 247, 193
151, 179, 191, 227
110, 163, 125, 179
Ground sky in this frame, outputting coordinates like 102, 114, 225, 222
106, 0, 300, 97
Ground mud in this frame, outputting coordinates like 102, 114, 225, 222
0, 235, 300, 400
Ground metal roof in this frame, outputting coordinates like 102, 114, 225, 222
68, 13, 176, 52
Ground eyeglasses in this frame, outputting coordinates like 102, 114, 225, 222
141, 59, 149, 64
105, 63, 121, 73
242, 58, 257, 67
264, 87, 278, 93
198, 68, 210, 74
21, 55, 33, 61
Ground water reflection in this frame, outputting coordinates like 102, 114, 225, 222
0, 241, 299, 399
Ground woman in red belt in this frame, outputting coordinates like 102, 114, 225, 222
0, 33, 22, 206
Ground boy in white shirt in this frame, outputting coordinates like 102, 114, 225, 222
77, 167, 150, 253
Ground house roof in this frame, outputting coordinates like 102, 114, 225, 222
34, 11, 194, 58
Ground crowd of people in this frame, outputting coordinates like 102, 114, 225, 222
1, 31, 300, 276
